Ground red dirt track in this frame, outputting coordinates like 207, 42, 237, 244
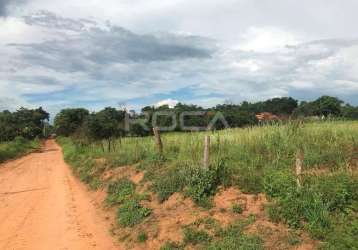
0, 140, 120, 250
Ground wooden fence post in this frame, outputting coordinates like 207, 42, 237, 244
203, 135, 210, 169
153, 127, 163, 155
295, 150, 304, 188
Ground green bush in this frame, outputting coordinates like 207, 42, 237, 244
117, 200, 151, 227
184, 166, 218, 207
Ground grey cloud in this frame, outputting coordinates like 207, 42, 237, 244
23, 10, 94, 32
0, 0, 26, 16
10, 13, 215, 73
3, 11, 358, 111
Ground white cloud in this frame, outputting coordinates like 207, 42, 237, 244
237, 27, 300, 53
155, 99, 179, 108
1, 2, 358, 113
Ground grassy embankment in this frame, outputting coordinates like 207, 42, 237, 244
58, 121, 358, 250
0, 137, 40, 163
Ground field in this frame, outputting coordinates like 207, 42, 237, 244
0, 137, 40, 163
59, 121, 358, 250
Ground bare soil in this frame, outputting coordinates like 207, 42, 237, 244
0, 140, 121, 250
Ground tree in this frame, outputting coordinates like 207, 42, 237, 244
0, 107, 49, 141
54, 108, 89, 136
342, 104, 358, 120
312, 96, 343, 117
86, 107, 126, 152
263, 97, 298, 115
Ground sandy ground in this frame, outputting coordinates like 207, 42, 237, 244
0, 140, 121, 250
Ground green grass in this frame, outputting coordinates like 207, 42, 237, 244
160, 241, 184, 250
207, 222, 263, 250
137, 231, 148, 243
0, 136, 40, 163
183, 227, 212, 245
58, 121, 358, 249
232, 203, 244, 214
106, 178, 136, 205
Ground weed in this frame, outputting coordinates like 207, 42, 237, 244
137, 231, 148, 242
106, 178, 136, 205
117, 200, 151, 227
231, 203, 244, 214
286, 231, 301, 246
207, 222, 263, 250
152, 167, 186, 202
184, 166, 218, 207
183, 227, 212, 245
160, 241, 183, 250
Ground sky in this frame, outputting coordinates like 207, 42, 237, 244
0, 0, 358, 116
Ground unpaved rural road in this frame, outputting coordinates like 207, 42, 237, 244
0, 140, 120, 250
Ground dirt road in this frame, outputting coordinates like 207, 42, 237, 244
0, 140, 120, 250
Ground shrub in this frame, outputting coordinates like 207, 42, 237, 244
117, 200, 151, 227
184, 167, 218, 207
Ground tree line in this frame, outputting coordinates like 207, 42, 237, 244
1, 95, 357, 144
51, 96, 358, 149
0, 107, 49, 142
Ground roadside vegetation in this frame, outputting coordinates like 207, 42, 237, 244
0, 107, 49, 163
59, 120, 358, 250
0, 136, 40, 163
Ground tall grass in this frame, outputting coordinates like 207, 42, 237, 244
0, 137, 40, 163
59, 121, 358, 249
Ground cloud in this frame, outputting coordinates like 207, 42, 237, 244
10, 11, 215, 71
0, 0, 26, 17
155, 99, 179, 108
1, 9, 358, 115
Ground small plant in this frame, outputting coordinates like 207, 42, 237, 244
117, 200, 151, 227
160, 241, 183, 250
137, 231, 148, 243
207, 222, 263, 250
184, 166, 218, 207
232, 203, 244, 214
152, 167, 185, 202
183, 227, 212, 245
286, 231, 301, 246
106, 178, 136, 205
